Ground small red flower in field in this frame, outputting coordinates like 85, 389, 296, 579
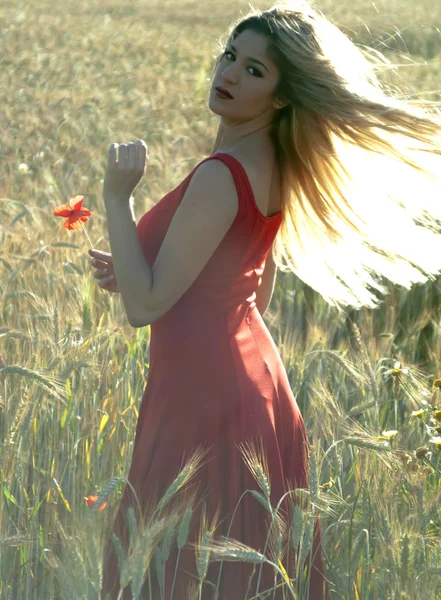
54, 195, 92, 230
84, 495, 107, 511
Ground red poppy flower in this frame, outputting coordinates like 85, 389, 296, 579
84, 495, 107, 510
54, 195, 92, 230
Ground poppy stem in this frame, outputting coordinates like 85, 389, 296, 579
81, 225, 93, 249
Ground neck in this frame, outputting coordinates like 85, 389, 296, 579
210, 106, 275, 155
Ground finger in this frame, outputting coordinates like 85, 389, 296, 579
127, 142, 136, 170
118, 144, 128, 168
98, 276, 115, 287
89, 249, 112, 261
90, 257, 112, 268
108, 144, 118, 169
91, 258, 108, 269
93, 268, 109, 279
136, 140, 148, 170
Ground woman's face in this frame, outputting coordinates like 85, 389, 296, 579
209, 29, 281, 125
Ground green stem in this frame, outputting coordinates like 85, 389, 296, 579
81, 225, 93, 249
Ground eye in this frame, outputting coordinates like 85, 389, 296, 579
223, 50, 262, 77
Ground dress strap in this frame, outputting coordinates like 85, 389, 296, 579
207, 152, 282, 223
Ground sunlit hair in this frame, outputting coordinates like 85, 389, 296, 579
210, 0, 441, 311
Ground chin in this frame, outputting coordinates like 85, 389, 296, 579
207, 95, 224, 116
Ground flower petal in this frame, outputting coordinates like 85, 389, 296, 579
71, 195, 85, 211
54, 204, 73, 217
66, 218, 85, 230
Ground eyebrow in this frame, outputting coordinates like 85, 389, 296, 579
228, 44, 269, 73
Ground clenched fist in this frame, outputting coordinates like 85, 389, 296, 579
103, 139, 149, 203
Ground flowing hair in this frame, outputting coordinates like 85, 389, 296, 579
210, 0, 441, 312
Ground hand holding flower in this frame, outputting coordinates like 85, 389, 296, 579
88, 249, 120, 294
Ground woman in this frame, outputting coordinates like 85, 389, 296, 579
95, 2, 441, 598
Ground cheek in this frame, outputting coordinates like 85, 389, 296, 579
244, 86, 271, 105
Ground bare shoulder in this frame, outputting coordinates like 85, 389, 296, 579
228, 144, 274, 176
226, 143, 282, 218
192, 158, 240, 216
228, 143, 277, 194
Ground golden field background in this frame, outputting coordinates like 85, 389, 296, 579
1, 0, 441, 598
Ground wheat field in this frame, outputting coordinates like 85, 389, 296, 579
1, 0, 441, 598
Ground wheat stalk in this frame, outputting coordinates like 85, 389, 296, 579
351, 322, 380, 403
206, 537, 267, 564
154, 445, 210, 515
238, 438, 272, 509
126, 506, 138, 551
170, 507, 194, 600
155, 513, 179, 600
128, 517, 167, 599
197, 529, 213, 598
0, 365, 67, 402
92, 476, 123, 512
203, 537, 297, 599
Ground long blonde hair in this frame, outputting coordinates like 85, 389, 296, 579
211, 0, 441, 312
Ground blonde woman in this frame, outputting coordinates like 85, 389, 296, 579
95, 1, 441, 598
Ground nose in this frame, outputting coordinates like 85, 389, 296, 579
220, 65, 239, 85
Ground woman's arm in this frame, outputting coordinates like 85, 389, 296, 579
103, 196, 157, 326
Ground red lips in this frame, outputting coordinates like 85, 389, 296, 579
216, 87, 233, 99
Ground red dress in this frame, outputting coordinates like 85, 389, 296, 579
101, 152, 331, 600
